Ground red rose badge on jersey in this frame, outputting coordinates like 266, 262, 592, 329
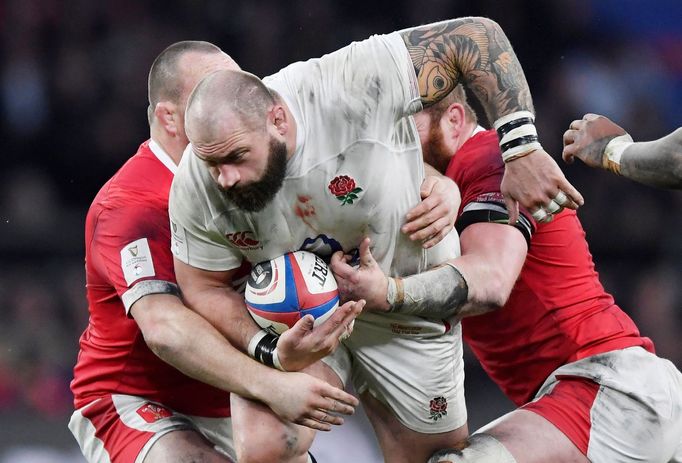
328, 175, 363, 205
137, 403, 173, 423
428, 396, 448, 421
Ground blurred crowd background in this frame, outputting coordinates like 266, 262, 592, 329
1, 0, 680, 461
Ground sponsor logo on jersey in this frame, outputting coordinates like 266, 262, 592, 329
390, 323, 423, 335
428, 396, 448, 421
328, 175, 363, 206
226, 231, 261, 250
170, 220, 189, 261
136, 403, 173, 423
120, 238, 155, 286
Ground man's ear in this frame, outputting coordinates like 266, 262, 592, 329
154, 101, 180, 136
444, 103, 466, 132
269, 105, 288, 135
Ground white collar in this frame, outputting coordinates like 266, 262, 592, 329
149, 139, 177, 175
470, 124, 485, 139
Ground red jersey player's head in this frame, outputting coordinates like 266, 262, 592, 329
413, 84, 478, 174
147, 41, 240, 163
184, 69, 293, 213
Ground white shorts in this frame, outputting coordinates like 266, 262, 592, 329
334, 311, 465, 434
528, 347, 682, 463
68, 394, 235, 463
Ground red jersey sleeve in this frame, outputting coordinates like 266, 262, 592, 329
445, 129, 535, 246
87, 201, 178, 315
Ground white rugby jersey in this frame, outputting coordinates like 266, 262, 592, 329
169, 32, 459, 278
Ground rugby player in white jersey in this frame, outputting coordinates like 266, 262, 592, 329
168, 17, 582, 463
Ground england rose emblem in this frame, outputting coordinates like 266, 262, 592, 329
429, 396, 448, 421
328, 175, 363, 205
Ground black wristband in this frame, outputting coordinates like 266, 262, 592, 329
254, 332, 278, 367
496, 116, 534, 138
500, 134, 539, 154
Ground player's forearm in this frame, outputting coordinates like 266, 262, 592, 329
387, 256, 517, 319
136, 295, 280, 402
401, 16, 534, 120
618, 128, 682, 189
388, 223, 527, 318
183, 285, 261, 352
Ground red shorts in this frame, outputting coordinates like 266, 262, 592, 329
522, 375, 599, 454
521, 348, 682, 461
68, 394, 234, 463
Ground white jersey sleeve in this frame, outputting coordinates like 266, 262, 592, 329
168, 144, 243, 271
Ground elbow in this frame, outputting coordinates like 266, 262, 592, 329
142, 314, 183, 360
467, 16, 502, 33
479, 273, 515, 309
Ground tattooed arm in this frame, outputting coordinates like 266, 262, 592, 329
400, 17, 584, 220
400, 17, 531, 122
563, 113, 682, 189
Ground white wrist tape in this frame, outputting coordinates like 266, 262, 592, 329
386, 265, 468, 318
247, 329, 270, 358
494, 111, 543, 162
603, 133, 633, 175
272, 348, 286, 371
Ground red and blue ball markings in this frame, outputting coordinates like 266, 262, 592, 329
246, 253, 339, 329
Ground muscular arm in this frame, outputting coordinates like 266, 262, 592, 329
401, 17, 532, 120
173, 257, 258, 351
452, 222, 527, 317
173, 256, 360, 372
619, 129, 682, 189
131, 290, 359, 430
332, 223, 527, 318
402, 18, 583, 217
131, 292, 276, 399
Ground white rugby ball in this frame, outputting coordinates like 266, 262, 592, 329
245, 250, 340, 335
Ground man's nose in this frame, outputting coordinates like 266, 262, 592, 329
216, 164, 240, 189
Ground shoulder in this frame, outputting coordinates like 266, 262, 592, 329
447, 129, 503, 189
110, 142, 172, 200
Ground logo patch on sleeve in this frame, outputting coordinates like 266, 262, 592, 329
170, 220, 189, 262
120, 238, 155, 286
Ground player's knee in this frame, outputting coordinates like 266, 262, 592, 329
239, 446, 305, 463
427, 434, 517, 463
237, 427, 309, 463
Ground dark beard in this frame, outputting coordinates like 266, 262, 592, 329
223, 138, 288, 212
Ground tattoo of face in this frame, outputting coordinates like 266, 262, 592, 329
401, 18, 534, 120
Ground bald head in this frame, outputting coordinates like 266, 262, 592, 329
185, 69, 275, 144
147, 41, 239, 124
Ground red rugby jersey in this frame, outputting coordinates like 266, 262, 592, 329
71, 140, 247, 417
448, 129, 654, 405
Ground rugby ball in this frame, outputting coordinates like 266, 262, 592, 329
245, 250, 340, 335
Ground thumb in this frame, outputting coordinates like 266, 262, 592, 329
420, 176, 437, 199
291, 314, 315, 335
562, 146, 575, 164
505, 195, 520, 225
359, 237, 375, 267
